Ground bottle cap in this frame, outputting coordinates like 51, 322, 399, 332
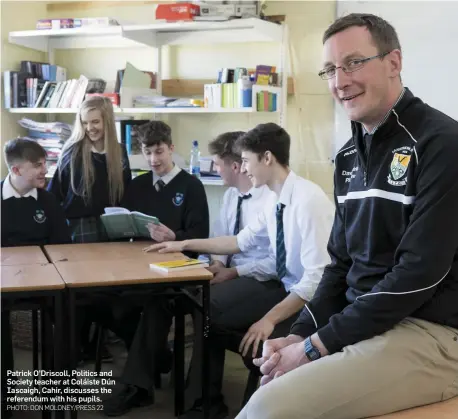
192, 140, 198, 147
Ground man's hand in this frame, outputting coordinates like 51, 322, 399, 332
208, 262, 237, 285
143, 241, 184, 253
147, 222, 176, 243
252, 334, 304, 383
254, 334, 302, 365
239, 317, 275, 358
258, 340, 308, 386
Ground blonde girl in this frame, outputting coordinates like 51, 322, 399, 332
48, 96, 131, 242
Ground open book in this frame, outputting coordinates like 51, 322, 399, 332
101, 207, 159, 240
150, 258, 209, 273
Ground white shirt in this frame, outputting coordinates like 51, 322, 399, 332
153, 164, 181, 187
2, 175, 38, 200
212, 185, 277, 281
237, 171, 334, 301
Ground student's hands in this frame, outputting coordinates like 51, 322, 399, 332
143, 241, 185, 253
208, 261, 238, 285
239, 317, 276, 358
147, 222, 176, 243
209, 260, 225, 270
256, 340, 308, 386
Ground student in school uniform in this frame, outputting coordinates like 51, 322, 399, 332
48, 96, 131, 243
181, 130, 283, 415
1, 138, 71, 419
145, 122, 335, 419
47, 96, 132, 363
102, 120, 210, 417
120, 120, 210, 246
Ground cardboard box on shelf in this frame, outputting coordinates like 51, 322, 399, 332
156, 3, 200, 21
200, 3, 236, 17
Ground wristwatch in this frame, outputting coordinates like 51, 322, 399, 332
304, 336, 321, 362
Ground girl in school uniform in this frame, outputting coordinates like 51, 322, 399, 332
48, 96, 133, 363
48, 96, 131, 242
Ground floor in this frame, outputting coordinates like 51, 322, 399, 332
9, 341, 249, 419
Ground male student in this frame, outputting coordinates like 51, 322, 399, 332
234, 14, 458, 419
1, 138, 71, 419
182, 131, 282, 416
102, 120, 210, 417
146, 122, 335, 419
121, 120, 209, 245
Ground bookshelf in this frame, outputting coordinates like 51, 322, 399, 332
7, 18, 288, 117
7, 18, 289, 183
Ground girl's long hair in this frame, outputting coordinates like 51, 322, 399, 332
58, 96, 124, 205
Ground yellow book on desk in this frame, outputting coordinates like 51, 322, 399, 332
149, 258, 209, 273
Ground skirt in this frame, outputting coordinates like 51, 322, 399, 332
68, 216, 108, 244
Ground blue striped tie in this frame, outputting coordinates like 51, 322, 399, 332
276, 203, 287, 279
226, 193, 252, 268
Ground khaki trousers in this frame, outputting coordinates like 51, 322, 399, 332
236, 318, 458, 419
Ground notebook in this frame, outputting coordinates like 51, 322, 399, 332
101, 207, 159, 239
149, 258, 209, 273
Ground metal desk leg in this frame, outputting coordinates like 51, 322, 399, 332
201, 282, 210, 419
32, 309, 39, 374
54, 291, 65, 419
40, 302, 52, 419
174, 306, 185, 417
69, 290, 78, 419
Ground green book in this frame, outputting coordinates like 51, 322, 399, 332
101, 207, 159, 240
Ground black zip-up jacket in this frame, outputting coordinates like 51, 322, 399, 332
291, 88, 458, 354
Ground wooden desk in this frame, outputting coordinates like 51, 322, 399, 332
1, 263, 66, 419
1, 246, 48, 266
44, 241, 156, 263
54, 254, 212, 287
55, 253, 212, 419
1, 263, 65, 292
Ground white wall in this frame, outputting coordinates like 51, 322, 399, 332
334, 1, 458, 153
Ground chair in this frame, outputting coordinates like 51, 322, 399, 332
93, 324, 163, 388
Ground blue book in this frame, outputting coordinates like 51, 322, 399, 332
125, 125, 132, 155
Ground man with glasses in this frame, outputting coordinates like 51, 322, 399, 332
236, 13, 458, 419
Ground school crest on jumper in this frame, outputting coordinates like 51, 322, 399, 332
388, 146, 412, 186
172, 193, 184, 207
33, 209, 46, 224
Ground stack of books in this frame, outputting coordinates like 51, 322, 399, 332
17, 118, 72, 178
204, 64, 280, 110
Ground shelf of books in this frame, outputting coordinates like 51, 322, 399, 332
4, 62, 283, 114
5, 16, 287, 185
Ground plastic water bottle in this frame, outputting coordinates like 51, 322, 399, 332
190, 140, 201, 178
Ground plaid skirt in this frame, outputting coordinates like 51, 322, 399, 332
68, 216, 108, 244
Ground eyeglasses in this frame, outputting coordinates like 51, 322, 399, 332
318, 52, 390, 80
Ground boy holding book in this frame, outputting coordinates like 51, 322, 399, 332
102, 120, 210, 416
145, 123, 335, 419
1, 138, 71, 419
121, 120, 209, 247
